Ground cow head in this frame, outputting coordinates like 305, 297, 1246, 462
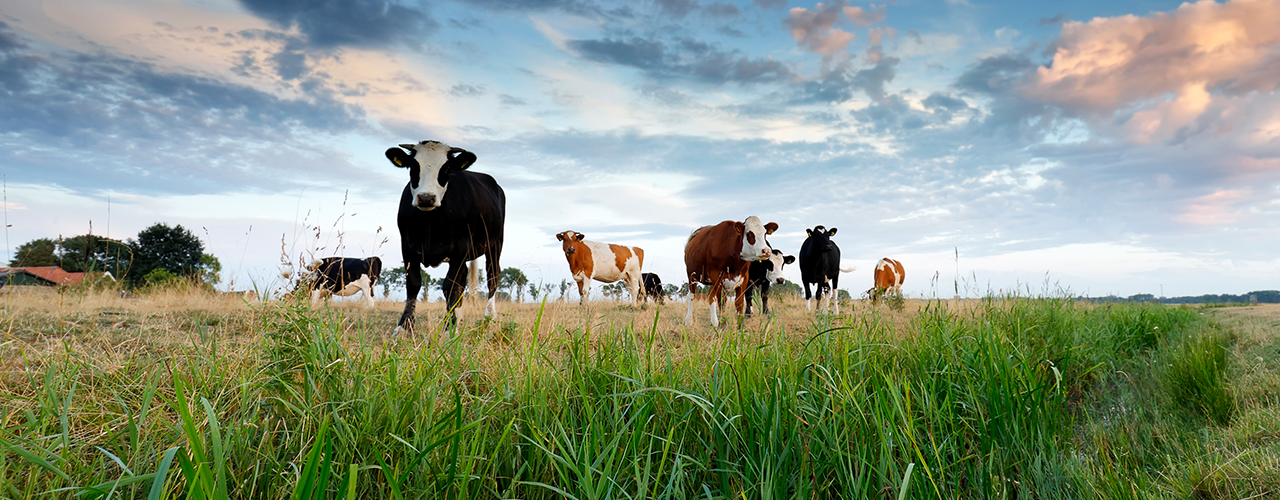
739, 216, 779, 261
556, 230, 585, 255
763, 249, 797, 285
805, 225, 838, 252
385, 140, 476, 211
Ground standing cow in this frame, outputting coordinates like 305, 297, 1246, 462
555, 230, 645, 305
684, 216, 778, 327
739, 247, 795, 316
799, 225, 855, 314
870, 258, 905, 304
386, 140, 505, 332
300, 257, 382, 308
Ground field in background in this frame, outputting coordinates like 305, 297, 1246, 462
1, 287, 1278, 499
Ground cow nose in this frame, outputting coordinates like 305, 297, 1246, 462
566, 247, 575, 254
775, 278, 784, 285
416, 193, 437, 207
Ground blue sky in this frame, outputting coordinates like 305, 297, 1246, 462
1, 0, 1278, 299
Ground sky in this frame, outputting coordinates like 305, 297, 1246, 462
0, 0, 1277, 301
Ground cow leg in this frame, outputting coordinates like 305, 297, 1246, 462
707, 276, 723, 328
310, 289, 324, 308
831, 275, 840, 315
684, 280, 697, 325
575, 273, 590, 305
441, 260, 468, 328
803, 281, 813, 311
485, 254, 500, 318
628, 276, 641, 307
732, 277, 747, 319
397, 261, 423, 334
760, 283, 770, 316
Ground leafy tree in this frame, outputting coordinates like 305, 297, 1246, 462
10, 238, 57, 267
58, 235, 132, 276
558, 279, 571, 301
498, 267, 529, 302
663, 284, 678, 300
199, 254, 222, 285
380, 266, 436, 301
126, 223, 205, 286
528, 282, 541, 302
601, 281, 625, 300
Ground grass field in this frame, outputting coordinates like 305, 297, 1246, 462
1, 286, 1278, 499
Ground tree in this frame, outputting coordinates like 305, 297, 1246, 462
199, 254, 222, 285
126, 223, 205, 286
528, 282, 541, 302
10, 238, 57, 267
498, 267, 529, 302
558, 279, 571, 301
58, 235, 132, 277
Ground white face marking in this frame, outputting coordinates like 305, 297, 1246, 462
403, 141, 452, 211
739, 216, 771, 261
764, 250, 789, 285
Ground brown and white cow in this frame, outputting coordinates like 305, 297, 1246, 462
870, 257, 905, 304
555, 230, 646, 305
683, 216, 778, 327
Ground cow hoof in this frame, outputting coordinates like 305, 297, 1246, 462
393, 325, 408, 336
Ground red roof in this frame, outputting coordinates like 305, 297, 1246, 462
0, 266, 99, 286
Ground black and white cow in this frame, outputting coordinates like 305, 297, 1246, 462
741, 248, 795, 316
386, 140, 505, 332
641, 272, 664, 303
302, 257, 381, 308
799, 225, 855, 314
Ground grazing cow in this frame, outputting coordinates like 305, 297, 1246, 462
870, 258, 906, 304
799, 225, 856, 314
302, 257, 381, 308
736, 247, 795, 317
555, 231, 645, 305
386, 140, 505, 332
641, 273, 665, 303
684, 216, 778, 327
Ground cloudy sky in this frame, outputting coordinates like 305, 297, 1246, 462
1, 0, 1278, 300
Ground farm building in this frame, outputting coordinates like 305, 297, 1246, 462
0, 266, 114, 288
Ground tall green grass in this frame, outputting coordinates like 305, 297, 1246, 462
0, 297, 1263, 498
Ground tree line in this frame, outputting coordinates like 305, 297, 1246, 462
8, 223, 220, 288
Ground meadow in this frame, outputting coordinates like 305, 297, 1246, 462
1, 285, 1278, 499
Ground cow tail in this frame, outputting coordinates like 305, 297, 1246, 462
635, 247, 645, 269
840, 266, 856, 273
468, 259, 481, 299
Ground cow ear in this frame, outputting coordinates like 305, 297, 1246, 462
385, 148, 414, 168
575, 233, 585, 241
764, 222, 778, 234
828, 227, 837, 236
806, 228, 812, 237
447, 148, 477, 170
784, 255, 796, 264
556, 233, 565, 241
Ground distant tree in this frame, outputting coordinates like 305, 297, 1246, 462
58, 235, 132, 277
542, 283, 555, 301
381, 266, 406, 297
10, 238, 57, 267
601, 281, 625, 300
773, 280, 802, 297
199, 254, 222, 285
498, 267, 529, 302
663, 284, 678, 300
126, 223, 205, 286
528, 282, 542, 302
558, 279, 571, 301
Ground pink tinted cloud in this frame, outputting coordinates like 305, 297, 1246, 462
785, 2, 855, 58
1177, 188, 1250, 225
844, 4, 887, 27
1026, 0, 1280, 113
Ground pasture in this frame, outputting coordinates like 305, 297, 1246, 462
1, 286, 1278, 499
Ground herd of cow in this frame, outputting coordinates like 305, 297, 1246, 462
296, 141, 906, 333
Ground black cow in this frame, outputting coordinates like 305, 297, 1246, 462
799, 225, 854, 314
641, 272, 664, 303
742, 248, 795, 316
386, 140, 505, 332
301, 257, 381, 307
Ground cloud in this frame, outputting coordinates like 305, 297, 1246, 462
656, 0, 700, 19
844, 4, 887, 27
785, 2, 855, 58
568, 37, 794, 84
851, 56, 898, 102
754, 0, 788, 10
1038, 13, 1067, 26
1023, 0, 1280, 137
0, 23, 369, 197
236, 0, 438, 49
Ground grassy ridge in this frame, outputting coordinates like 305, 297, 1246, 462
1, 291, 1275, 498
